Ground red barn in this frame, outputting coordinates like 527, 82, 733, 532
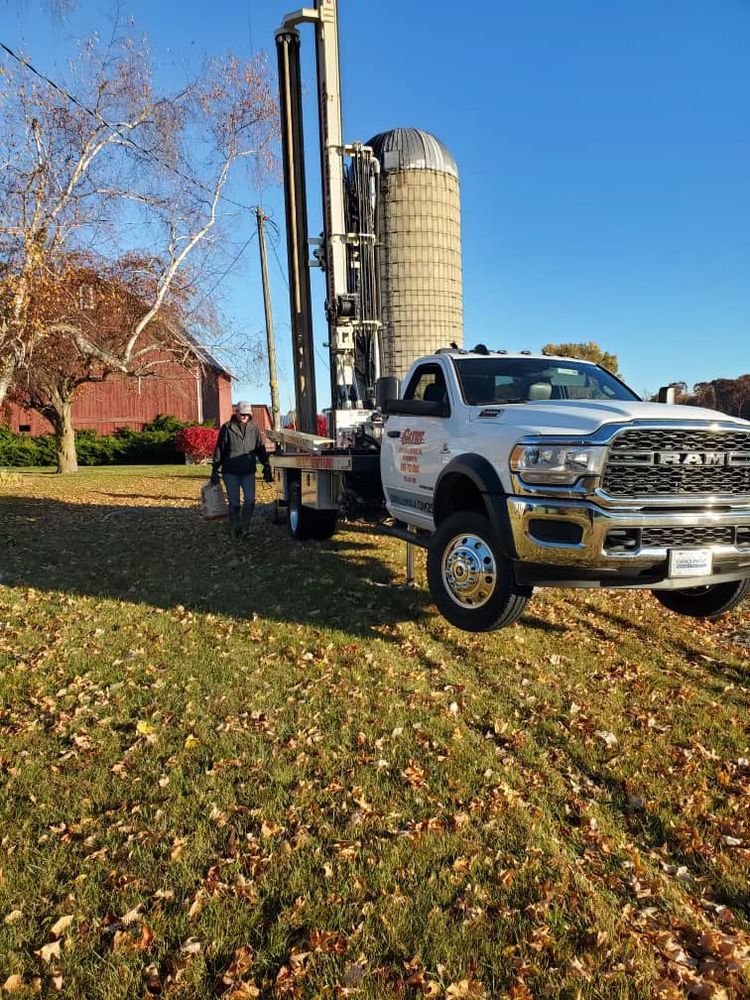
4, 345, 233, 436
250, 404, 273, 436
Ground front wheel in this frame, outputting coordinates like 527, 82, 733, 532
652, 578, 749, 619
427, 512, 531, 632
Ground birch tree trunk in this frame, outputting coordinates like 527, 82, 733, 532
0, 356, 16, 411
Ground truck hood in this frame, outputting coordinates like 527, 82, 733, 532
468, 400, 750, 437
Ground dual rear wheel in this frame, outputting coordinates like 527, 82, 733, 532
287, 479, 338, 541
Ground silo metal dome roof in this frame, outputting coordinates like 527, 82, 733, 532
366, 128, 458, 179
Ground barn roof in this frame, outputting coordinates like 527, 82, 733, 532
185, 334, 234, 379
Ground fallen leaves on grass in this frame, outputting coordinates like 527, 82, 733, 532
112, 923, 154, 952
2, 469, 750, 999
49, 914, 74, 937
2, 974, 41, 994
221, 945, 255, 987
35, 939, 62, 963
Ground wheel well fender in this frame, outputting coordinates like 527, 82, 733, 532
433, 454, 516, 557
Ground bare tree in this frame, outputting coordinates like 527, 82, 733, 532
694, 376, 750, 418
4, 0, 75, 19
8, 253, 199, 472
0, 30, 278, 427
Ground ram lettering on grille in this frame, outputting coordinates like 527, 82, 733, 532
657, 452, 726, 465
603, 429, 750, 496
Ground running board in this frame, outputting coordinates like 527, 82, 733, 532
374, 522, 430, 549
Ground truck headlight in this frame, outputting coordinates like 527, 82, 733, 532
510, 442, 606, 485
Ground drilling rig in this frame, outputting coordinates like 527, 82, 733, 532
270, 0, 394, 540
275, 0, 384, 442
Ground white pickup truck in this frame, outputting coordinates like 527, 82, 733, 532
272, 349, 750, 632
382, 349, 750, 629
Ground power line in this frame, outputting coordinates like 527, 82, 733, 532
264, 216, 329, 373
0, 39, 257, 213
196, 231, 258, 306
315, 345, 330, 371
267, 225, 289, 290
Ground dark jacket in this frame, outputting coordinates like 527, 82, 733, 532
212, 417, 269, 476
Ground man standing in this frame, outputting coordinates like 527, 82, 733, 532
211, 401, 272, 539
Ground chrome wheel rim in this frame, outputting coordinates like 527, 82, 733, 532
441, 532, 497, 609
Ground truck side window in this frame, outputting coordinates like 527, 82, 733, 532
403, 364, 450, 412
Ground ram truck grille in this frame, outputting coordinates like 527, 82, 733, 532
602, 428, 750, 497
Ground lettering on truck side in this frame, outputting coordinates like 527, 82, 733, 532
401, 429, 425, 446
398, 427, 425, 483
387, 490, 434, 515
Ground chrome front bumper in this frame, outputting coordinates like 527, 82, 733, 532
507, 497, 750, 589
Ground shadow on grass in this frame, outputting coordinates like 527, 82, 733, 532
87, 491, 198, 503
552, 593, 749, 696
595, 605, 750, 693
0, 495, 429, 636
549, 742, 750, 920
515, 615, 568, 634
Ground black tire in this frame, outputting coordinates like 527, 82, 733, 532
287, 479, 308, 540
427, 511, 531, 632
653, 577, 750, 619
287, 480, 337, 541
306, 509, 338, 541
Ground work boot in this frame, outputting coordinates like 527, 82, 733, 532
241, 503, 256, 538
228, 505, 242, 541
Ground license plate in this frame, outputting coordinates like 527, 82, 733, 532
668, 548, 713, 578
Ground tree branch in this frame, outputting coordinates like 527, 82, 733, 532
123, 154, 234, 361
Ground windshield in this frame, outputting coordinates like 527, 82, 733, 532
453, 358, 640, 405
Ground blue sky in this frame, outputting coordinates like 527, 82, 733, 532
5, 0, 749, 408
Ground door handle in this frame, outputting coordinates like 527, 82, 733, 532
387, 430, 401, 438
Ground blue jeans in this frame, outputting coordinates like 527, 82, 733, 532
222, 472, 256, 529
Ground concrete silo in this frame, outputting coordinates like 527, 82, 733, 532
366, 127, 463, 381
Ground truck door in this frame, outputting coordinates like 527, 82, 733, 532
381, 361, 453, 528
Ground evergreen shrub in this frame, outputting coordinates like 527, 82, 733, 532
0, 414, 200, 467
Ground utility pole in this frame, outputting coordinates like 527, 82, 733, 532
255, 206, 281, 431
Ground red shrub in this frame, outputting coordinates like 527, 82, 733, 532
283, 415, 329, 435
175, 425, 219, 461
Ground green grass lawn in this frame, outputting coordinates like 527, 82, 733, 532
0, 467, 748, 999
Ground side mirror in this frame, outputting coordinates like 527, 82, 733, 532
375, 376, 400, 410
657, 386, 676, 404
